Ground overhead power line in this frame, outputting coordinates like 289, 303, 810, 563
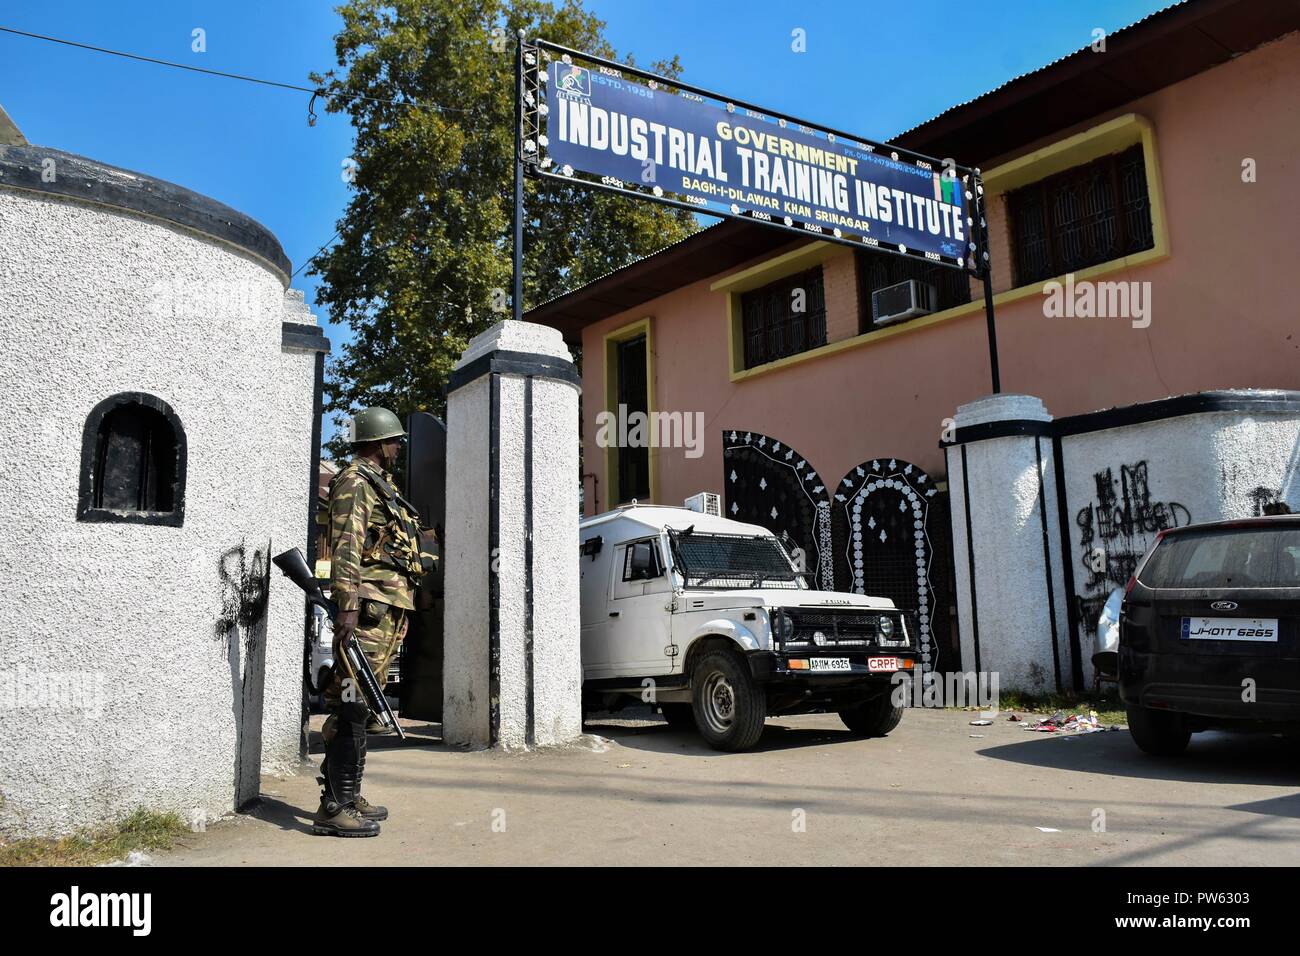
292, 230, 341, 279
0, 24, 468, 114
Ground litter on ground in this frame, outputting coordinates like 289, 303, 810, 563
1024, 710, 1103, 733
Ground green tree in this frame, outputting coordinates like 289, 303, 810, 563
311, 0, 698, 447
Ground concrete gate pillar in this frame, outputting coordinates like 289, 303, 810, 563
442, 320, 583, 748
943, 394, 1071, 694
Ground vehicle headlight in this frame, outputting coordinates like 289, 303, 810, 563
878, 614, 909, 647
770, 609, 794, 643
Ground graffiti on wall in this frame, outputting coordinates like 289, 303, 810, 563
1246, 484, 1293, 516
723, 432, 954, 674
213, 539, 272, 809
1075, 461, 1190, 633
215, 541, 271, 650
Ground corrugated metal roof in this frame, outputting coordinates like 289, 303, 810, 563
527, 218, 724, 314
892, 2, 1188, 141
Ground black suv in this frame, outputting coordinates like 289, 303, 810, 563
1119, 516, 1300, 755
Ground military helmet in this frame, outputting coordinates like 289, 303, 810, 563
349, 406, 406, 444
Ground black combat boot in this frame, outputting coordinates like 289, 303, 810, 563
352, 732, 389, 821
312, 702, 380, 837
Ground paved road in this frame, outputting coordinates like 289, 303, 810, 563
158, 708, 1300, 866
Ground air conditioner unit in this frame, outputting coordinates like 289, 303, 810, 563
872, 279, 937, 327
684, 492, 721, 516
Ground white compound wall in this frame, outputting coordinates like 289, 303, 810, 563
0, 148, 320, 836
443, 321, 582, 749
1058, 400, 1300, 687
947, 390, 1300, 694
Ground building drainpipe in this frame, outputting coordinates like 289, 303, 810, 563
582, 471, 600, 514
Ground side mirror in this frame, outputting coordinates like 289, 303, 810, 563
629, 540, 660, 580
581, 535, 604, 559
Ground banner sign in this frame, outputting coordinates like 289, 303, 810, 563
523, 44, 982, 272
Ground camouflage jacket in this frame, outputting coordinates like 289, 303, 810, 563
328, 458, 430, 612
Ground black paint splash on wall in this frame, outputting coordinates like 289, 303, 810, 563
1075, 461, 1190, 637
213, 539, 272, 811
215, 542, 270, 647
1246, 485, 1292, 516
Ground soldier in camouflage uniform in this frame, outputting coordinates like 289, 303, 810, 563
314, 406, 432, 838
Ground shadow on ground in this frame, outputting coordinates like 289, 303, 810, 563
584, 711, 877, 757
237, 796, 319, 835
305, 721, 445, 756
978, 726, 1300, 789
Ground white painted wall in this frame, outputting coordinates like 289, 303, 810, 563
530, 375, 583, 745
949, 392, 1300, 694
443, 374, 491, 748
0, 188, 317, 835
443, 321, 582, 749
948, 396, 1069, 694
1060, 405, 1300, 686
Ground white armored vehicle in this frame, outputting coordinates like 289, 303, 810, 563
579, 504, 918, 750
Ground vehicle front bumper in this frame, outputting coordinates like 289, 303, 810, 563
748, 649, 919, 685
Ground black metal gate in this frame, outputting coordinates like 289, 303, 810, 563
399, 412, 447, 723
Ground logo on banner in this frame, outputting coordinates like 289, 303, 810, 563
555, 63, 591, 98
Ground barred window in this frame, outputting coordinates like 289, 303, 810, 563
740, 267, 826, 368
77, 392, 186, 526
1007, 144, 1155, 286
855, 250, 971, 330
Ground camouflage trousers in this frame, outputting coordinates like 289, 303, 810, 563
323, 599, 408, 712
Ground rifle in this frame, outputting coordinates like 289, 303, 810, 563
272, 548, 406, 741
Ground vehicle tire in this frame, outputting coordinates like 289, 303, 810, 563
691, 649, 766, 751
659, 703, 696, 731
839, 693, 904, 737
1126, 704, 1190, 756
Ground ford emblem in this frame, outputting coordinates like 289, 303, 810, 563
1210, 600, 1238, 611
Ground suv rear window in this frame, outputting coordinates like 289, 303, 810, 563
1138, 525, 1300, 589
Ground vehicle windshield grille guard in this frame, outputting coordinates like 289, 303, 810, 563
667, 529, 801, 589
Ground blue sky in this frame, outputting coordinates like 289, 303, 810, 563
0, 0, 1172, 356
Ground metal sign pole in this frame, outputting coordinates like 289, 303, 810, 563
973, 172, 1001, 394
512, 30, 525, 322
982, 277, 1001, 394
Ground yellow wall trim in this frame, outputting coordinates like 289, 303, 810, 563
715, 241, 849, 375
982, 112, 1153, 192
601, 316, 659, 504
728, 246, 1168, 382
710, 241, 838, 293
724, 112, 1170, 383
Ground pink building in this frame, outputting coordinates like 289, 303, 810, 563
529, 0, 1300, 677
